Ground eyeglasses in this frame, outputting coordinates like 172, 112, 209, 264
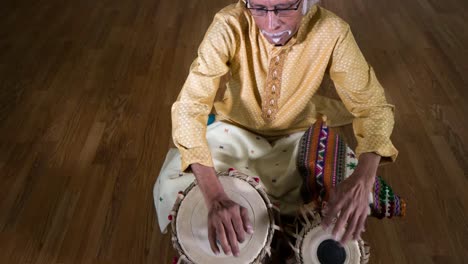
246, 0, 303, 17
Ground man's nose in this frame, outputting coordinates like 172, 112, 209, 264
267, 11, 281, 31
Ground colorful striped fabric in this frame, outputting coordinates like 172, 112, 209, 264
297, 119, 406, 218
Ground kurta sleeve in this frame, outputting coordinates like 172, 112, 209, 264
171, 14, 236, 172
328, 25, 398, 166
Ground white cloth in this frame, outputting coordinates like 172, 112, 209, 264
153, 120, 362, 233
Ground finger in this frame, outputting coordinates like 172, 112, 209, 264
321, 201, 329, 215
328, 196, 347, 217
322, 197, 346, 228
231, 209, 245, 243
321, 213, 333, 230
215, 222, 231, 255
340, 209, 359, 244
224, 219, 240, 257
208, 224, 220, 255
332, 206, 351, 239
321, 198, 336, 228
240, 206, 253, 234
353, 210, 368, 240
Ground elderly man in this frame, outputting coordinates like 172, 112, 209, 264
154, 0, 398, 259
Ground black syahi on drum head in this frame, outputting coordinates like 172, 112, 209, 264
317, 239, 346, 264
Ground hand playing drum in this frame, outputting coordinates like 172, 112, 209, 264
207, 192, 254, 256
291, 204, 371, 264
191, 163, 253, 257
170, 167, 278, 264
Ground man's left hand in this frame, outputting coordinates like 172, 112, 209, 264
321, 152, 380, 245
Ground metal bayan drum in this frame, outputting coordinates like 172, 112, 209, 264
169, 169, 280, 264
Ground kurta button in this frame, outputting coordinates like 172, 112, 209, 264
270, 99, 275, 105
267, 109, 272, 115
272, 85, 276, 93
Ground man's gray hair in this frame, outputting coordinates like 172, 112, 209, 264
244, 0, 319, 15
302, 0, 320, 15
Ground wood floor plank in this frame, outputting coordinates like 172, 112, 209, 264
0, 0, 467, 263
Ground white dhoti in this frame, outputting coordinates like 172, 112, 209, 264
153, 120, 359, 233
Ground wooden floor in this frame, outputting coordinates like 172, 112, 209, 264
0, 0, 467, 263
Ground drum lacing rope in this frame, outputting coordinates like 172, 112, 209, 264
264, 246, 272, 257
168, 210, 177, 222
254, 184, 263, 190
290, 204, 326, 259
269, 203, 280, 212
288, 240, 301, 254
300, 206, 312, 227
176, 254, 187, 264
358, 240, 371, 264
285, 229, 302, 240
246, 175, 264, 190
268, 203, 283, 232
288, 206, 313, 255
284, 217, 302, 254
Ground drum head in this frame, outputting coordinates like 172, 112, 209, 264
176, 176, 271, 264
301, 226, 361, 264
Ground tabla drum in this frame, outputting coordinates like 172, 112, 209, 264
286, 202, 370, 264
169, 169, 280, 264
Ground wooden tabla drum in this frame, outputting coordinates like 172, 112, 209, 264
170, 169, 279, 264
289, 203, 370, 264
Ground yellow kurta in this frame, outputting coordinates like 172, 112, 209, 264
171, 1, 398, 172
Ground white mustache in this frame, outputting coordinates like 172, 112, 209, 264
261, 30, 292, 38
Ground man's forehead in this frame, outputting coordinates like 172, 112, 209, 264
248, 0, 298, 6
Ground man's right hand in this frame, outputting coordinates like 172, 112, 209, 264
190, 163, 253, 257
207, 193, 253, 256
